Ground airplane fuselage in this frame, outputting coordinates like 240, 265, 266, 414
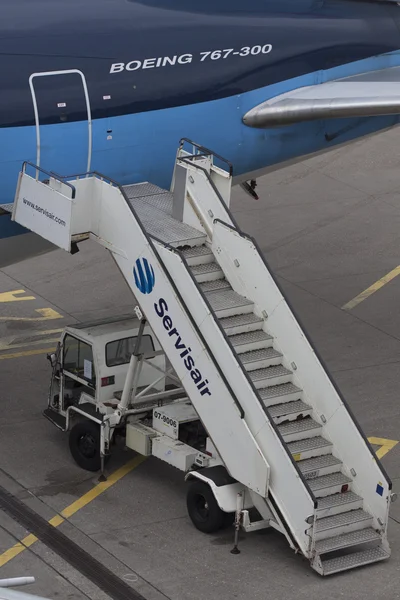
2, 0, 400, 255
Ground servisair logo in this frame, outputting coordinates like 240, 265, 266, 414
134, 258, 155, 294
133, 256, 211, 398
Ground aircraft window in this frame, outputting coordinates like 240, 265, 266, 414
106, 335, 155, 367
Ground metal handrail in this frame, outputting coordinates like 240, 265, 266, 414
179, 138, 233, 176
48, 169, 117, 186
212, 215, 394, 493
29, 69, 92, 174
176, 156, 240, 237
179, 150, 393, 497
151, 232, 318, 508
22, 162, 76, 199
150, 234, 246, 420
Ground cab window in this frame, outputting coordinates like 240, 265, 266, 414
63, 334, 96, 384
106, 335, 155, 367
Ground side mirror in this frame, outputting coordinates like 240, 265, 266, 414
47, 353, 57, 368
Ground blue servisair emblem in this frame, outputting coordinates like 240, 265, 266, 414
133, 258, 155, 294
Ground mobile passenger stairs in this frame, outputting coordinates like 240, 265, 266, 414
11, 140, 395, 576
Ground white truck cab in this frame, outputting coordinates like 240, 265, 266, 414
47, 314, 165, 416
45, 313, 252, 536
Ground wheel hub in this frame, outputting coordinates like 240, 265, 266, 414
78, 433, 96, 458
195, 494, 209, 521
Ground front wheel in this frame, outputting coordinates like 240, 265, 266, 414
186, 480, 225, 533
69, 420, 103, 472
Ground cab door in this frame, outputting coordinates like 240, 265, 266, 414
61, 334, 96, 408
29, 70, 92, 175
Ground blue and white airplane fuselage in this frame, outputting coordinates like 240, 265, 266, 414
2, 0, 400, 263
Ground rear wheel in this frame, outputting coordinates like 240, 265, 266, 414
69, 420, 102, 472
186, 480, 225, 533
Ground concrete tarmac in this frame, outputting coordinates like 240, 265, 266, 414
0, 129, 400, 599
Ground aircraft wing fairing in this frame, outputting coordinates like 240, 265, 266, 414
243, 66, 400, 127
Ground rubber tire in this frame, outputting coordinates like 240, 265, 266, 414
186, 480, 225, 533
69, 420, 102, 472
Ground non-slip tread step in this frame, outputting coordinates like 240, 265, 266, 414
191, 262, 223, 276
298, 454, 342, 474
239, 347, 282, 365
43, 408, 66, 430
308, 472, 352, 492
321, 546, 388, 575
249, 364, 291, 382
205, 289, 253, 312
317, 491, 362, 511
316, 528, 381, 554
123, 182, 169, 198
316, 509, 371, 532
143, 218, 206, 246
132, 198, 206, 246
229, 330, 273, 347
180, 245, 213, 259
277, 416, 321, 437
258, 382, 302, 400
288, 436, 332, 456
219, 313, 263, 331
200, 279, 231, 293
267, 400, 311, 420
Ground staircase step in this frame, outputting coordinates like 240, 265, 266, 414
180, 245, 214, 266
321, 545, 388, 576
277, 416, 322, 443
219, 313, 264, 336
267, 400, 312, 424
124, 182, 169, 199
229, 330, 273, 353
191, 261, 224, 283
43, 407, 66, 431
315, 509, 372, 540
259, 382, 302, 407
308, 472, 352, 498
135, 203, 207, 247
200, 279, 231, 293
288, 436, 333, 461
316, 491, 363, 518
240, 347, 283, 371
249, 365, 292, 389
316, 527, 381, 554
297, 454, 342, 479
205, 289, 254, 318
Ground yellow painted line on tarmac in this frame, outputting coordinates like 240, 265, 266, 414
0, 308, 63, 322
0, 347, 57, 360
368, 437, 399, 459
0, 329, 63, 352
0, 290, 35, 303
342, 265, 400, 310
8, 338, 61, 350
0, 336, 62, 352
0, 455, 147, 568
0, 534, 37, 565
